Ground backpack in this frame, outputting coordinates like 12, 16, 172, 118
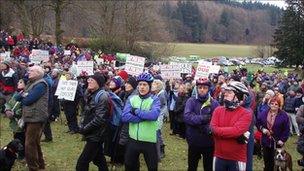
94, 90, 123, 127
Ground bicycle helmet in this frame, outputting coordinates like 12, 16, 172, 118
196, 77, 211, 87
225, 81, 249, 100
137, 72, 154, 83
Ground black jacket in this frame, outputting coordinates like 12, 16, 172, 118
81, 89, 110, 142
174, 93, 189, 122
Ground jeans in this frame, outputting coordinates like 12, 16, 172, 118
76, 141, 108, 171
288, 112, 300, 135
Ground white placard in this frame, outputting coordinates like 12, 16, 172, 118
209, 65, 221, 74
170, 62, 192, 74
160, 64, 181, 79
77, 61, 94, 76
64, 50, 71, 55
124, 55, 145, 76
30, 50, 49, 64
195, 61, 212, 80
0, 52, 11, 61
55, 80, 78, 101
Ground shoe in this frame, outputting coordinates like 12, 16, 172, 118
41, 138, 53, 142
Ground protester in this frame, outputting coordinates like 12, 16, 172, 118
76, 72, 109, 171
284, 90, 300, 136
184, 77, 219, 171
122, 72, 161, 171
15, 65, 49, 171
0, 61, 18, 97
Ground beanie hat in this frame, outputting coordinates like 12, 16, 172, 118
2, 61, 10, 68
126, 76, 138, 90
111, 76, 123, 88
117, 70, 128, 81
90, 72, 106, 88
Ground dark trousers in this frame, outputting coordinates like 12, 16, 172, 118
25, 123, 45, 171
43, 120, 53, 140
176, 121, 186, 138
169, 110, 175, 130
76, 141, 108, 171
63, 106, 79, 132
213, 157, 246, 171
262, 146, 275, 171
125, 139, 158, 171
14, 131, 25, 159
187, 145, 214, 171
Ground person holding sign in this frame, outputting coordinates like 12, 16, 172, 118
122, 72, 161, 171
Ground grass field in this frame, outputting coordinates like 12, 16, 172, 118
0, 115, 302, 171
169, 43, 259, 57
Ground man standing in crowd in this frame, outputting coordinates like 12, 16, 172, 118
122, 72, 161, 171
211, 81, 252, 171
184, 78, 219, 171
76, 72, 109, 171
0, 61, 18, 97
15, 65, 49, 171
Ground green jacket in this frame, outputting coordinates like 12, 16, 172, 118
122, 94, 161, 143
5, 92, 23, 133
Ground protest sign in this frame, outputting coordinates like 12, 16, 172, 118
77, 61, 94, 76
0, 52, 11, 61
55, 80, 78, 101
209, 65, 221, 74
195, 61, 212, 80
170, 62, 192, 74
124, 55, 145, 76
64, 50, 71, 56
30, 50, 49, 63
160, 64, 181, 79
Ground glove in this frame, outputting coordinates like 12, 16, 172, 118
5, 110, 14, 119
236, 131, 250, 144
131, 108, 137, 115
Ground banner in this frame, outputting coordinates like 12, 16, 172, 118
55, 80, 78, 101
0, 52, 11, 62
170, 62, 192, 74
30, 50, 49, 63
77, 61, 94, 76
160, 64, 181, 79
124, 55, 145, 76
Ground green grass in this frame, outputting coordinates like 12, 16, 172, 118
0, 115, 302, 171
169, 43, 258, 57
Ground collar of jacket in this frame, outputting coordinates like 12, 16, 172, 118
201, 96, 211, 109
139, 92, 152, 99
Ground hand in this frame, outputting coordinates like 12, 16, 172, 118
262, 128, 271, 136
131, 108, 137, 115
277, 140, 284, 146
5, 110, 14, 118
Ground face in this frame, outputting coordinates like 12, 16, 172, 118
138, 81, 150, 96
178, 84, 187, 94
224, 89, 236, 101
17, 80, 25, 90
197, 85, 209, 96
0, 63, 8, 70
87, 77, 99, 91
151, 81, 160, 92
269, 101, 279, 111
109, 80, 117, 89
125, 83, 133, 92
28, 68, 38, 79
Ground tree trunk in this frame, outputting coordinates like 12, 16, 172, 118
55, 0, 63, 45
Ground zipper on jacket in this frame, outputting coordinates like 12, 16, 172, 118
137, 99, 144, 140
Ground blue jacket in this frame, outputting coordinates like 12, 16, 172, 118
184, 95, 219, 147
256, 109, 290, 148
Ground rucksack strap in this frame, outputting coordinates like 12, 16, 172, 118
94, 89, 113, 117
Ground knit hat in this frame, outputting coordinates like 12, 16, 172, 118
111, 76, 123, 88
117, 70, 128, 81
126, 76, 138, 90
90, 72, 106, 88
2, 61, 10, 68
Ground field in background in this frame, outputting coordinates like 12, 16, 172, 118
0, 115, 302, 171
169, 43, 259, 57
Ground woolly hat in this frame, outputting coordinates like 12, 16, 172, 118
111, 76, 123, 88
117, 70, 128, 81
126, 76, 138, 90
2, 61, 10, 68
90, 72, 106, 88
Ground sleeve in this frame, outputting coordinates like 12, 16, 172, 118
211, 109, 252, 138
83, 93, 109, 133
280, 113, 290, 142
183, 98, 203, 126
121, 98, 142, 123
21, 83, 47, 106
136, 97, 161, 121
296, 105, 304, 125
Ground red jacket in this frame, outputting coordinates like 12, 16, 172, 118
211, 106, 252, 162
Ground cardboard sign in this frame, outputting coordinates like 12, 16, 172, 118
77, 61, 94, 76
55, 80, 78, 101
30, 50, 49, 64
64, 50, 71, 55
160, 64, 181, 79
124, 55, 145, 76
195, 61, 212, 80
209, 65, 221, 74
0, 52, 11, 61
170, 62, 192, 74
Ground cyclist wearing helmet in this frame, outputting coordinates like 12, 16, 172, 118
211, 81, 252, 171
184, 77, 219, 171
121, 72, 161, 171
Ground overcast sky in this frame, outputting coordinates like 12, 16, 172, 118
256, 0, 287, 9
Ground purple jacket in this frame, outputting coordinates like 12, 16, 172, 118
256, 109, 290, 148
184, 96, 219, 147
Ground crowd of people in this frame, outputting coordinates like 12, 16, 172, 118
1, 30, 304, 171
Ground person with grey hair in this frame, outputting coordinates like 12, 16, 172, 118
151, 79, 168, 160
14, 65, 49, 171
